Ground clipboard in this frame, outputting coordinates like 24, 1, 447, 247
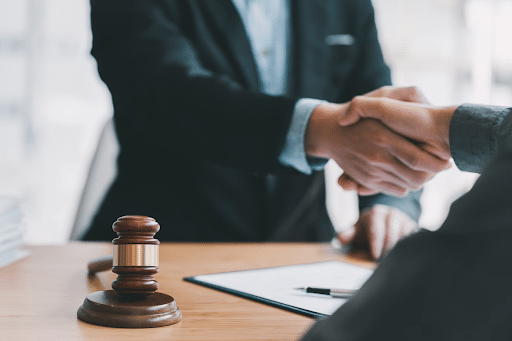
184, 260, 373, 318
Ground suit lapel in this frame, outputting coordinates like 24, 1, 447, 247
198, 0, 333, 97
291, 0, 331, 99
199, 0, 261, 91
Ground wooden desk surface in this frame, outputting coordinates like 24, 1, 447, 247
0, 243, 374, 340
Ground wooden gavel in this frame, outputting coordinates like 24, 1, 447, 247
78, 215, 181, 328
88, 216, 159, 294
111, 216, 160, 296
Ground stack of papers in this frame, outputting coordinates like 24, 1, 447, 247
0, 197, 29, 268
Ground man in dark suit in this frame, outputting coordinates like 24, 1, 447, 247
83, 0, 446, 254
301, 90, 512, 340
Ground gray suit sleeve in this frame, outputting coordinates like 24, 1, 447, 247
358, 189, 422, 223
450, 104, 512, 173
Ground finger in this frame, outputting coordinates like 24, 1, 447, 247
345, 158, 419, 195
390, 145, 450, 173
338, 174, 358, 191
346, 96, 416, 124
338, 173, 409, 197
382, 209, 401, 254
345, 160, 412, 190
364, 86, 428, 104
338, 174, 380, 195
362, 182, 409, 197
366, 207, 387, 259
420, 144, 454, 169
347, 171, 410, 197
408, 87, 430, 104
395, 86, 429, 104
338, 174, 388, 196
373, 159, 428, 192
401, 219, 419, 237
337, 226, 356, 245
381, 130, 451, 174
354, 183, 380, 196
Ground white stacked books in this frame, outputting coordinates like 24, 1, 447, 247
0, 197, 29, 268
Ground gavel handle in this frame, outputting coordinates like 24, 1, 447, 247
88, 255, 114, 275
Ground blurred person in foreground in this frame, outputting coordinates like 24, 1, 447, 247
301, 86, 512, 340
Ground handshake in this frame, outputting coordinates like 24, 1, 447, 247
306, 86, 457, 197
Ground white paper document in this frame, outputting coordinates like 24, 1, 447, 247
185, 261, 373, 317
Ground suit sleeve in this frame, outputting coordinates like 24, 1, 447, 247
89, 0, 297, 172
450, 104, 512, 173
358, 190, 422, 222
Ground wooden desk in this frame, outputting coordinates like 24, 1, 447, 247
0, 243, 373, 340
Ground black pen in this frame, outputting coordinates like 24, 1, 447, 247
295, 287, 356, 298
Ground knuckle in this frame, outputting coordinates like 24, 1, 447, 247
405, 155, 420, 169
406, 86, 425, 103
372, 204, 388, 214
417, 171, 431, 184
361, 175, 378, 187
413, 184, 423, 192
350, 96, 364, 108
367, 153, 385, 166
407, 86, 420, 94
397, 189, 409, 197
360, 174, 376, 185
409, 171, 429, 187
380, 85, 392, 94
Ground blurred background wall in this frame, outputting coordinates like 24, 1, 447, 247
0, 0, 510, 244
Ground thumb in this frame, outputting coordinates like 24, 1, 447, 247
338, 174, 358, 191
337, 226, 356, 245
343, 96, 428, 141
337, 101, 362, 126
337, 96, 387, 127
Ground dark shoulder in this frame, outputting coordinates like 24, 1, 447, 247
324, 0, 377, 33
335, 0, 375, 12
330, 0, 376, 23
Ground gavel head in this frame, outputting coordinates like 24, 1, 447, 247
111, 216, 160, 297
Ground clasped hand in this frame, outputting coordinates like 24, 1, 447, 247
306, 86, 456, 259
306, 86, 453, 197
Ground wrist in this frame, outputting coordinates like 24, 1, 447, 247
305, 102, 346, 159
433, 106, 457, 154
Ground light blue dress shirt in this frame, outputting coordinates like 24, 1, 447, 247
232, 0, 326, 174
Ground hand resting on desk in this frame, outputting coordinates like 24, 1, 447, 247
337, 204, 418, 260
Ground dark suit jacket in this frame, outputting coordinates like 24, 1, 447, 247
300, 107, 512, 340
301, 153, 512, 341
83, 0, 421, 242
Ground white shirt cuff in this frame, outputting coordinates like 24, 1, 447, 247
278, 98, 329, 174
